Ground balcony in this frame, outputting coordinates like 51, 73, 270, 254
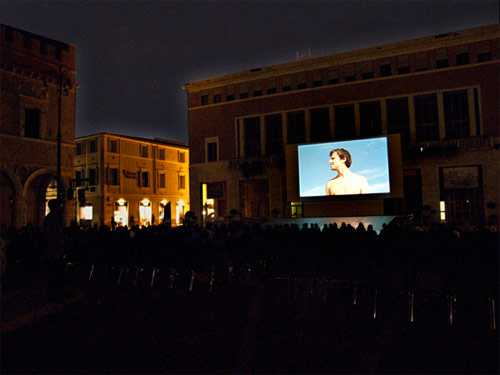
407, 136, 497, 161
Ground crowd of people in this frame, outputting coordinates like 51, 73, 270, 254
1, 213, 498, 299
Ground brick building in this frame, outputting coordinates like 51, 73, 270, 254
1, 24, 77, 228
183, 24, 499, 228
74, 133, 189, 228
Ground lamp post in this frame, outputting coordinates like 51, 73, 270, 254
57, 65, 62, 200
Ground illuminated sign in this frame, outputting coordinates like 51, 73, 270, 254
122, 170, 137, 179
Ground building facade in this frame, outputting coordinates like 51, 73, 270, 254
74, 133, 189, 228
183, 24, 499, 228
1, 24, 77, 228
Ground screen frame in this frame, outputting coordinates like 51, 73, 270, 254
297, 136, 391, 200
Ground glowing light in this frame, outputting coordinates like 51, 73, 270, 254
117, 199, 126, 206
161, 199, 167, 205
141, 198, 150, 206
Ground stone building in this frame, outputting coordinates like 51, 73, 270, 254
183, 24, 499, 228
74, 133, 189, 228
1, 24, 77, 228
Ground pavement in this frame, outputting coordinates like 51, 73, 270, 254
1, 282, 85, 333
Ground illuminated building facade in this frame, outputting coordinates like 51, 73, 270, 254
183, 24, 499, 228
0, 24, 77, 228
74, 133, 189, 228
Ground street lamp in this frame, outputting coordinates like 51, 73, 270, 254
56, 66, 72, 200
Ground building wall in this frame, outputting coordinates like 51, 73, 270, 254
184, 25, 500, 228
74, 133, 190, 228
0, 24, 76, 228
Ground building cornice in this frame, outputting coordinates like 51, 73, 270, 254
76, 132, 189, 149
182, 24, 500, 92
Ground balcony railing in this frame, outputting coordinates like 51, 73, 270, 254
413, 136, 494, 152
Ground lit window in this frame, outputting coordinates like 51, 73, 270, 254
178, 151, 185, 163
291, 202, 303, 218
80, 205, 93, 220
158, 148, 165, 160
159, 173, 166, 189
179, 175, 186, 190
440, 201, 446, 222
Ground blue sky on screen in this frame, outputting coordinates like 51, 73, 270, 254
298, 137, 390, 197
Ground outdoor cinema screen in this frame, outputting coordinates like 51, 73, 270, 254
298, 137, 390, 197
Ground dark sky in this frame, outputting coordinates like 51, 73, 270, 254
1, 0, 498, 144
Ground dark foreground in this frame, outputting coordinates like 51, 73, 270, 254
2, 277, 498, 374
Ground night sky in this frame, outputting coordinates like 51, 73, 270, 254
1, 0, 498, 144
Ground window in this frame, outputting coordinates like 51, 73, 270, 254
267, 88, 277, 94
443, 89, 470, 139
244, 117, 261, 157
240, 92, 248, 99
291, 202, 303, 218
201, 95, 209, 105
379, 64, 392, 77
415, 52, 429, 71
213, 94, 221, 103
159, 173, 166, 189
206, 137, 218, 162
253, 90, 262, 97
24, 109, 40, 139
282, 85, 291, 92
89, 139, 97, 153
398, 66, 410, 74
297, 82, 307, 90
76, 142, 83, 155
360, 101, 382, 137
361, 72, 374, 80
265, 114, 283, 156
140, 171, 149, 187
158, 148, 165, 160
456, 52, 470, 66
328, 68, 340, 85
226, 94, 235, 101
387, 97, 410, 147
75, 170, 84, 187
310, 108, 330, 142
414, 94, 439, 142
88, 168, 98, 186
312, 80, 323, 87
287, 111, 306, 144
108, 168, 119, 185
477, 52, 491, 62
345, 75, 356, 82
108, 139, 118, 153
178, 151, 185, 163
436, 59, 449, 69
178, 175, 186, 190
334, 104, 355, 140
140, 145, 148, 158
